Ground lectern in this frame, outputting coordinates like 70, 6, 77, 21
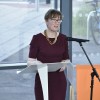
17, 62, 68, 100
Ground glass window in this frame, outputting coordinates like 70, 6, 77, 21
0, 0, 60, 64
72, 0, 100, 64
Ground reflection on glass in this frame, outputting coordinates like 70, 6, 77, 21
0, 0, 59, 64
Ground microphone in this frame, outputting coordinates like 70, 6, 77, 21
67, 37, 90, 42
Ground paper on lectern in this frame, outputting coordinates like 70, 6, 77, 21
47, 62, 67, 72
16, 62, 69, 74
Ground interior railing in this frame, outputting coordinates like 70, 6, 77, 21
0, 63, 27, 70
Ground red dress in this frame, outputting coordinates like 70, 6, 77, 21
29, 33, 69, 100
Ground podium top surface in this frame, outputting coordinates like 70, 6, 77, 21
17, 62, 71, 74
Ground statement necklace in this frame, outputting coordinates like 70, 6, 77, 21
44, 30, 57, 45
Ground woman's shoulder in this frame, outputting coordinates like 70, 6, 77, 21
59, 33, 69, 41
32, 33, 42, 38
59, 33, 67, 38
30, 33, 42, 44
31, 33, 43, 40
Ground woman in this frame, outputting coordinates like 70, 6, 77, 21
27, 9, 70, 100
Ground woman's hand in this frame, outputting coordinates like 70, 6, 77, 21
59, 59, 70, 72
59, 66, 66, 72
27, 58, 42, 66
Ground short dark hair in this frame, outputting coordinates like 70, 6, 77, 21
44, 9, 62, 20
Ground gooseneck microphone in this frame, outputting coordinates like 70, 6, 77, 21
67, 37, 90, 42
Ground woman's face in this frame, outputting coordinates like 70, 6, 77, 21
45, 16, 62, 32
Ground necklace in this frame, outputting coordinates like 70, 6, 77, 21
44, 30, 57, 45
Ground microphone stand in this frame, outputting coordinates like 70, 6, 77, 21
78, 42, 100, 100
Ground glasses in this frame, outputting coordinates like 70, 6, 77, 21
50, 18, 62, 23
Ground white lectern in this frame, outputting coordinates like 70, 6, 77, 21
17, 62, 69, 100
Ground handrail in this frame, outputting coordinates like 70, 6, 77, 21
0, 63, 27, 70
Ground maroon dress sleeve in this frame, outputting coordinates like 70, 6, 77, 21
29, 35, 39, 58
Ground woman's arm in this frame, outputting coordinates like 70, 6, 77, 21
27, 58, 42, 66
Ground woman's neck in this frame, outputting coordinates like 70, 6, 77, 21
46, 29, 57, 38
